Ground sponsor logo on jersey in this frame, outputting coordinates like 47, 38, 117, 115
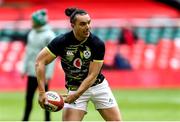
73, 58, 82, 69
83, 50, 91, 59
66, 50, 75, 62
66, 50, 74, 56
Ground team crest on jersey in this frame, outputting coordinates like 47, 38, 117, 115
73, 58, 82, 69
83, 50, 91, 59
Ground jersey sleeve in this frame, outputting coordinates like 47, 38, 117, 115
46, 35, 64, 57
92, 38, 105, 62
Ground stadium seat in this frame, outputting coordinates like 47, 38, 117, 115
169, 39, 180, 70
15, 60, 23, 72
130, 40, 145, 69
54, 28, 70, 36
135, 27, 148, 43
156, 39, 173, 69
142, 44, 156, 69
6, 50, 18, 62
118, 44, 131, 60
0, 52, 3, 64
161, 27, 174, 39
146, 27, 162, 44
0, 36, 12, 42
1, 61, 14, 72
169, 58, 180, 70
107, 27, 121, 41
1, 29, 15, 37
104, 41, 118, 66
10, 41, 24, 52
94, 28, 109, 41
0, 41, 10, 65
0, 41, 9, 52
174, 27, 180, 38
0, 41, 25, 73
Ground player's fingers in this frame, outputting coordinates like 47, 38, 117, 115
61, 94, 68, 97
38, 100, 45, 108
38, 96, 47, 108
44, 98, 48, 105
64, 99, 68, 103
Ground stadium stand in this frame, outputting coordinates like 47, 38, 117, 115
0, 0, 180, 90
0, 25, 180, 70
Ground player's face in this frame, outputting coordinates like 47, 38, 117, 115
73, 14, 91, 41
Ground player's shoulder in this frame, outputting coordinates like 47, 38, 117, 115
50, 31, 72, 44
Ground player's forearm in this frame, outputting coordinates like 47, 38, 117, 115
35, 61, 46, 93
76, 62, 103, 96
35, 47, 56, 93
76, 74, 97, 96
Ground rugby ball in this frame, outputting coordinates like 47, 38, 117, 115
44, 91, 64, 112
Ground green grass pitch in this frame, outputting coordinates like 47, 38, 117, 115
0, 89, 180, 121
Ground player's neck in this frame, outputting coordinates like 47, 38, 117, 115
73, 31, 87, 42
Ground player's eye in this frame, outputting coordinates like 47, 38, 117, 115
80, 22, 86, 26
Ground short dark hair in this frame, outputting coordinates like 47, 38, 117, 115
65, 8, 88, 23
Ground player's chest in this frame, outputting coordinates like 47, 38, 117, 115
62, 44, 92, 62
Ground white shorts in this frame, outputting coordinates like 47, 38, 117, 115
64, 79, 118, 112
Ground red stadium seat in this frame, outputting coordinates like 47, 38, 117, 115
0, 42, 10, 70
10, 41, 24, 52
0, 41, 25, 73
169, 39, 180, 70
0, 52, 4, 65
130, 40, 145, 69
15, 60, 23, 72
142, 44, 156, 69
6, 50, 18, 62
156, 39, 173, 69
104, 41, 118, 66
118, 44, 131, 60
0, 41, 9, 52
1, 61, 14, 72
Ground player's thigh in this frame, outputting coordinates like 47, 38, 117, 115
62, 90, 90, 121
98, 106, 121, 121
62, 108, 86, 121
91, 79, 121, 121
91, 79, 118, 109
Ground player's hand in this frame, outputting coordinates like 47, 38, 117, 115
64, 93, 79, 104
38, 92, 48, 109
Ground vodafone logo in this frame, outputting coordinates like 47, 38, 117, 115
73, 58, 82, 69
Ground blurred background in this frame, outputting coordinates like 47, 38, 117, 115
0, 0, 180, 121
